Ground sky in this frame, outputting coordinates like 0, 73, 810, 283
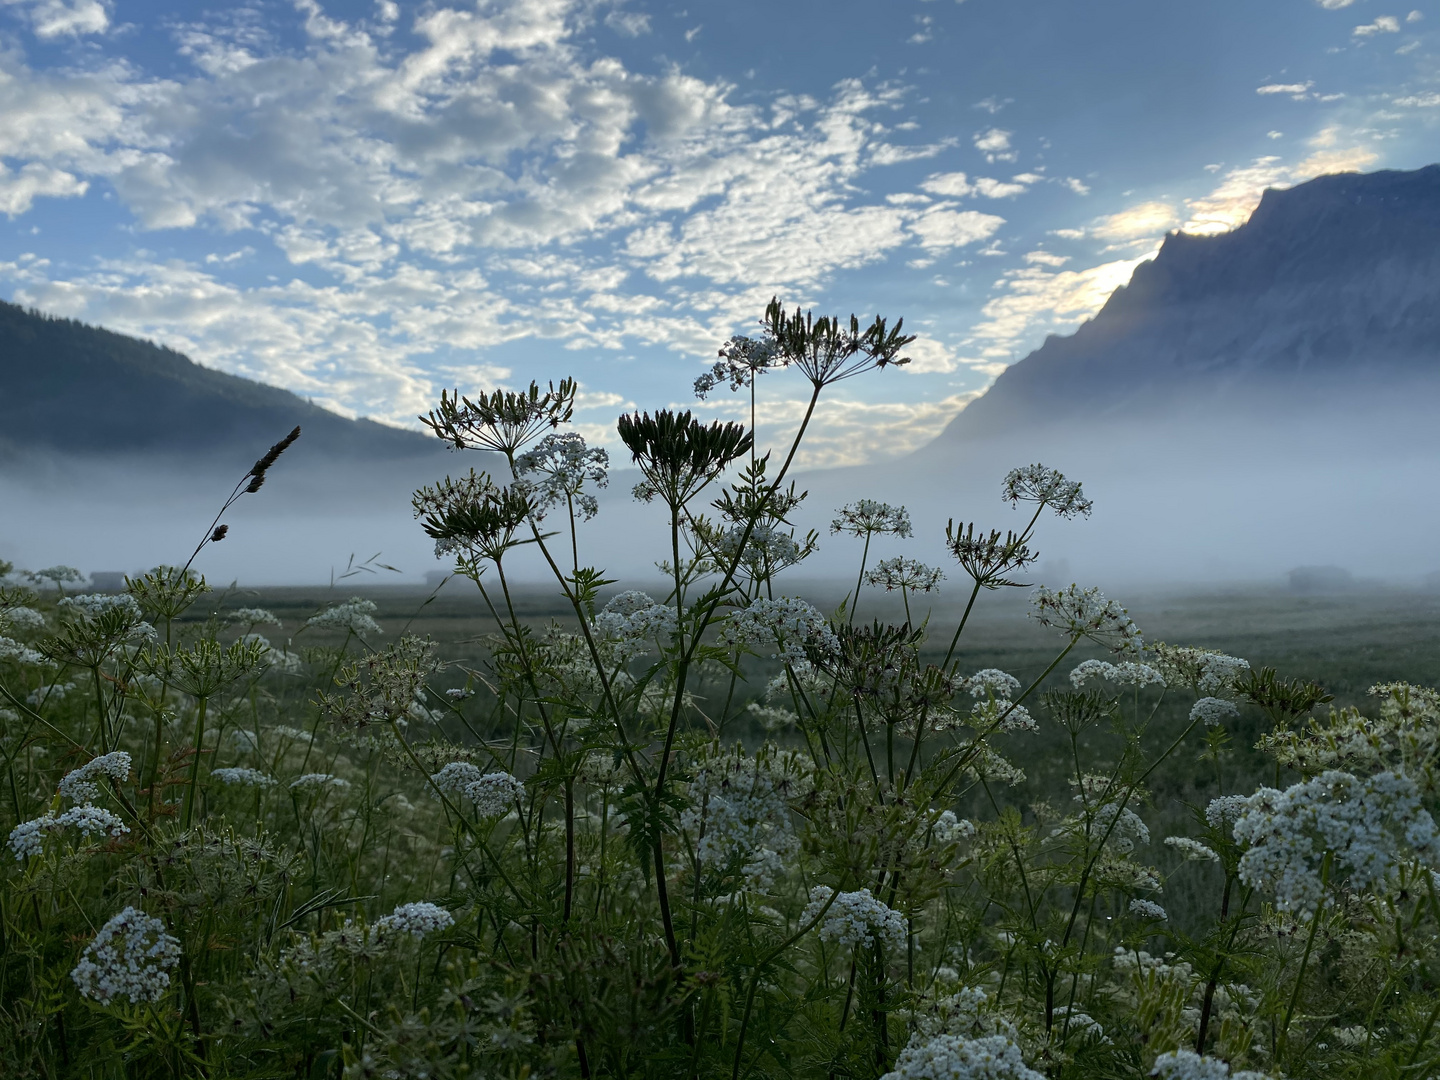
2, 0, 1438, 468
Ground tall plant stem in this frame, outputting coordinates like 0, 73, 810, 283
181, 696, 208, 830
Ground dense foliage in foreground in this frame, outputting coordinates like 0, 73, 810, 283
5, 301, 1440, 1080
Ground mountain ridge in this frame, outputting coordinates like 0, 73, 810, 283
937, 164, 1440, 443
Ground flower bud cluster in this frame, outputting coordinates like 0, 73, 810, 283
71, 907, 181, 1005
57, 751, 131, 804
803, 886, 908, 950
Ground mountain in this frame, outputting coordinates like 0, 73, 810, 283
0, 300, 437, 462
936, 164, 1440, 443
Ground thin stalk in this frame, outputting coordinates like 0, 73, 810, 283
181, 696, 208, 830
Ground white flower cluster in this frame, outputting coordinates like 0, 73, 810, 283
803, 886, 908, 950
239, 633, 305, 677
71, 907, 181, 1005
9, 804, 131, 859
1070, 659, 1165, 688
464, 771, 526, 816
864, 557, 945, 594
721, 596, 840, 664
58, 593, 144, 621
212, 767, 277, 788
882, 1033, 1044, 1080
591, 591, 677, 658
228, 607, 283, 627
430, 761, 483, 797
960, 670, 1021, 699
373, 901, 455, 940
1031, 585, 1143, 654
57, 751, 132, 804
1148, 646, 1250, 695
273, 725, 314, 744
1129, 898, 1168, 920
1002, 464, 1092, 520
830, 500, 912, 538
306, 597, 383, 637
1233, 768, 1440, 913
514, 432, 609, 521
0, 605, 46, 633
969, 697, 1037, 734
1190, 697, 1240, 727
933, 810, 977, 844
1053, 1005, 1106, 1042
1151, 1049, 1273, 1080
0, 635, 47, 666
289, 773, 350, 792
1164, 836, 1219, 862
681, 750, 799, 890
746, 701, 798, 731
27, 681, 76, 705
1205, 795, 1250, 830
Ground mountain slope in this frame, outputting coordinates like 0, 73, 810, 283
0, 301, 437, 461
938, 164, 1440, 442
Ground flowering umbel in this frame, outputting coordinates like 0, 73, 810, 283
617, 409, 752, 509
421, 379, 577, 455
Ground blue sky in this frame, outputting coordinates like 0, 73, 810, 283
2, 0, 1437, 465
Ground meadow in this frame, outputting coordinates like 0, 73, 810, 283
5, 300, 1440, 1080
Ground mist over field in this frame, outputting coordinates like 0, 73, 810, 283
5, 388, 1438, 592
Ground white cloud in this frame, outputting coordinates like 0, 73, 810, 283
973, 177, 1028, 198
604, 8, 651, 36
1354, 15, 1402, 35
1023, 250, 1069, 267
1257, 81, 1313, 95
0, 0, 109, 38
898, 334, 959, 373
1267, 130, 1284, 139
1407, 10, 1423, 21
1316, 0, 1355, 8
973, 127, 1016, 162
1393, 92, 1440, 106
920, 171, 973, 197
1089, 200, 1179, 242
907, 207, 1006, 251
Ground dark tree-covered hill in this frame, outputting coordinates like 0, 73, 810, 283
0, 301, 438, 461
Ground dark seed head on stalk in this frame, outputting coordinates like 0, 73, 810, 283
210, 525, 229, 543
249, 425, 302, 484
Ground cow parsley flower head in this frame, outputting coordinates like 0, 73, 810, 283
680, 747, 801, 890
227, 607, 282, 628
864, 557, 944, 594
592, 591, 677, 657
1206, 795, 1250, 830
212, 767, 277, 788
1165, 836, 1220, 862
1151, 1049, 1275, 1080
1191, 697, 1240, 727
970, 697, 1038, 734
803, 886, 908, 950
71, 907, 181, 1005
882, 1033, 1044, 1080
513, 432, 610, 521
1031, 585, 1143, 654
720, 596, 839, 664
57, 751, 132, 804
463, 772, 526, 816
1070, 659, 1165, 688
290, 773, 349, 792
1147, 644, 1250, 695
695, 334, 784, 397
0, 636, 48, 666
306, 598, 382, 637
933, 810, 976, 844
58, 593, 144, 622
430, 762, 484, 798
6, 805, 127, 860
1129, 899, 1168, 920
373, 901, 454, 940
0, 605, 46, 633
1002, 464, 1093, 520
831, 500, 913, 538
961, 669, 1021, 700
1233, 768, 1440, 914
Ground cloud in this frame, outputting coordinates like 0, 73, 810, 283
1408, 10, 1423, 21
0, 162, 87, 215
1316, 0, 1355, 8
1353, 15, 1401, 35
907, 207, 1006, 251
1089, 200, 1179, 243
920, 171, 973, 197
1023, 250, 1069, 267
973, 127, 1016, 162
1181, 137, 1378, 234
0, 0, 109, 38
1257, 81, 1314, 95
1393, 92, 1440, 106
899, 334, 960, 374
973, 177, 1029, 198
604, 8, 650, 36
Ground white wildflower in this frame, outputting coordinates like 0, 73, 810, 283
57, 804, 130, 841
591, 591, 677, 657
1, 605, 46, 632
1129, 899, 1168, 920
1205, 795, 1250, 830
1002, 464, 1092, 520
681, 748, 800, 890
721, 596, 839, 664
373, 901, 455, 940
8, 814, 59, 859
57, 751, 131, 804
228, 607, 282, 628
882, 1032, 1044, 1080
803, 886, 908, 950
306, 597, 382, 637
970, 697, 1037, 734
961, 669, 1021, 700
71, 907, 181, 1005
27, 681, 76, 705
1191, 697, 1240, 727
1053, 1006, 1106, 1042
0, 636, 48, 666
864, 557, 945, 594
1031, 585, 1143, 653
831, 500, 912, 538
933, 811, 976, 844
58, 593, 144, 621
289, 773, 349, 792
1165, 836, 1220, 862
1151, 1048, 1275, 1080
746, 701, 798, 731
1071, 659, 1164, 688
1233, 768, 1440, 914
463, 772, 526, 816
430, 762, 484, 798
211, 767, 277, 788
273, 725, 314, 744
444, 687, 472, 700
